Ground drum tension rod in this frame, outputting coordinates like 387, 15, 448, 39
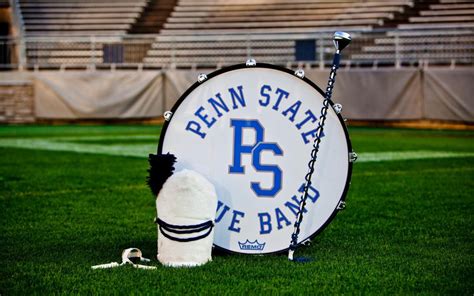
197, 73, 208, 83
349, 152, 358, 163
337, 201, 346, 210
333, 103, 343, 114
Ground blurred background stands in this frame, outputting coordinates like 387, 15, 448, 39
0, 0, 471, 69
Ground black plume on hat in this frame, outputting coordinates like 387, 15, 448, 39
147, 153, 177, 197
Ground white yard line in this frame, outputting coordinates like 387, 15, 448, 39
0, 138, 473, 162
53, 135, 158, 141
357, 151, 474, 162
0, 139, 156, 158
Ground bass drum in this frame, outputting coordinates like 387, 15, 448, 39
158, 63, 353, 254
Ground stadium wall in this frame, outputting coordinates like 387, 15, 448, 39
0, 72, 34, 123
0, 69, 472, 124
34, 71, 164, 119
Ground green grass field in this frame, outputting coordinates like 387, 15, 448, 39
0, 125, 473, 295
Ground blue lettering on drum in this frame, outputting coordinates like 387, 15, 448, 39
228, 210, 245, 233
185, 84, 324, 144
185, 85, 246, 139
215, 183, 320, 235
258, 212, 272, 234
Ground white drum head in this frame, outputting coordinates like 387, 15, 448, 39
158, 64, 353, 254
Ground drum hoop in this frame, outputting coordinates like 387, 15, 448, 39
157, 63, 353, 255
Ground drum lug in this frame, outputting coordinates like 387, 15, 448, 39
337, 201, 346, 210
333, 103, 342, 114
349, 151, 358, 162
197, 73, 208, 83
294, 69, 305, 79
163, 111, 173, 121
246, 58, 256, 66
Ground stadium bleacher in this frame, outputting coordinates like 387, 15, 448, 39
353, 0, 474, 65
162, 0, 412, 33
20, 0, 148, 35
400, 0, 474, 29
18, 0, 149, 66
5, 0, 474, 68
144, 0, 414, 66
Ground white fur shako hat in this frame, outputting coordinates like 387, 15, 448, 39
147, 153, 217, 267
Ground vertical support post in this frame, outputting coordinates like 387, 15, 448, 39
90, 35, 96, 68
395, 33, 400, 69
319, 37, 324, 69
9, 0, 27, 70
170, 36, 176, 69
246, 34, 251, 60
18, 37, 26, 71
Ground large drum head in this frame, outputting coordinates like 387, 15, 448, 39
159, 64, 352, 254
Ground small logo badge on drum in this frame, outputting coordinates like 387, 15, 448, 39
238, 240, 266, 251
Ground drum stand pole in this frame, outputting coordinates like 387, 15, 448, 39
288, 32, 351, 262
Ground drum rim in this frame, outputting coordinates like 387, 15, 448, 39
157, 62, 353, 255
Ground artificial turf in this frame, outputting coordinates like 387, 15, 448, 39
0, 125, 472, 295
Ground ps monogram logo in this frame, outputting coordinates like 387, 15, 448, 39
229, 119, 283, 197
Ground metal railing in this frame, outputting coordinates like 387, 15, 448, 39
1, 29, 473, 70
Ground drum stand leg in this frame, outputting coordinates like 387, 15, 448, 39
288, 32, 352, 262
